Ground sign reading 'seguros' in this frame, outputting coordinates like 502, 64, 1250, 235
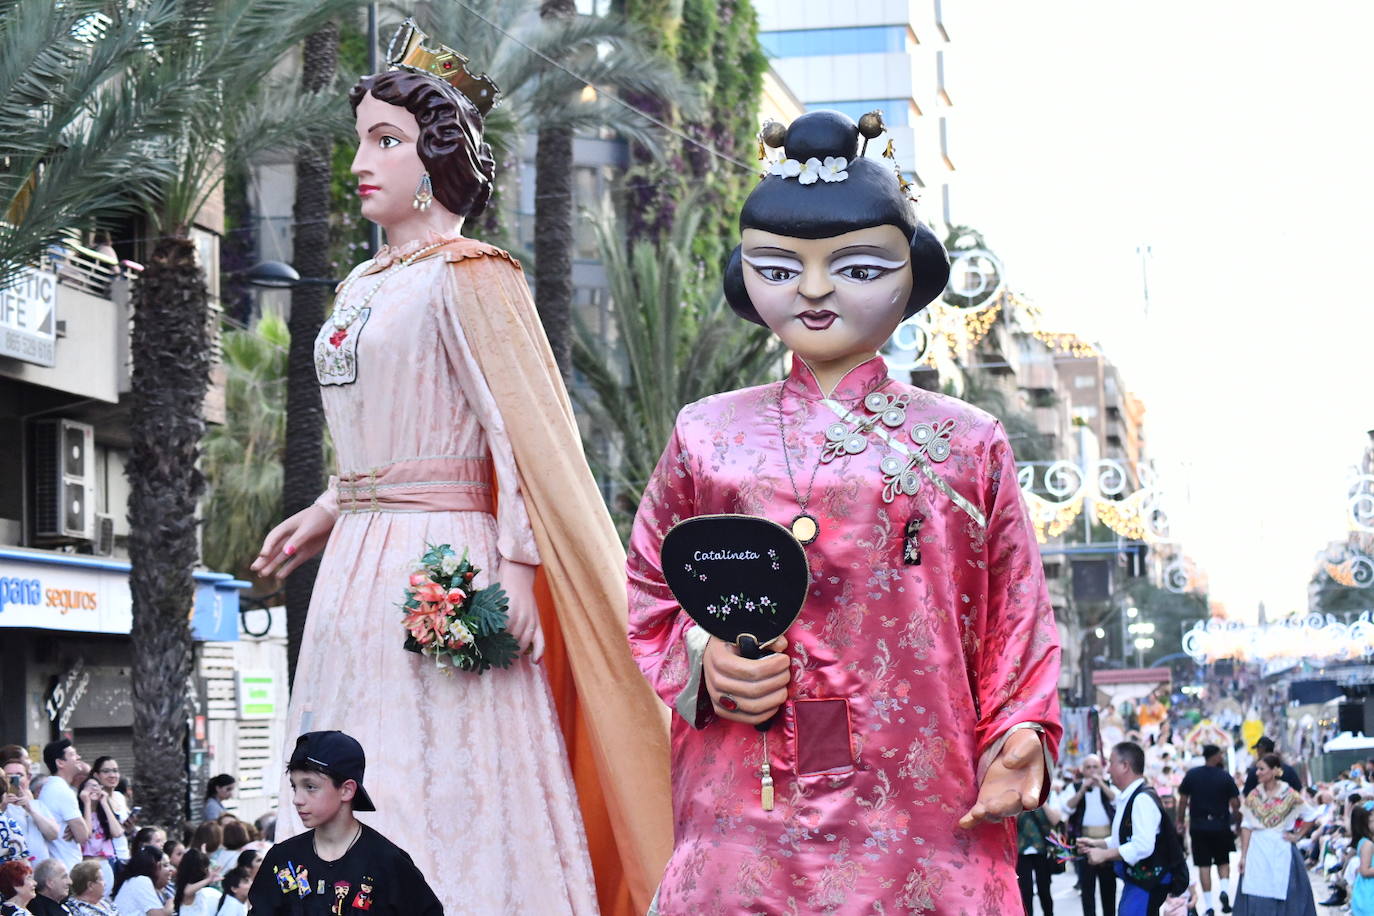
0, 267, 58, 367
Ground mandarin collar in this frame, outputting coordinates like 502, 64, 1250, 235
783, 354, 892, 402
364, 230, 468, 273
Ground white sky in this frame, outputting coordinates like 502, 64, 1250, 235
954, 2, 1374, 619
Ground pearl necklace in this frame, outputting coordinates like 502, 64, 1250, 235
331, 240, 450, 330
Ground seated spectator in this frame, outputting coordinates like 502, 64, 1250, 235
188, 823, 222, 865
243, 814, 274, 852
131, 827, 166, 853
111, 846, 172, 916
162, 840, 185, 871
201, 778, 235, 822
233, 848, 262, 882
211, 821, 248, 875
24, 859, 67, 916
0, 859, 36, 915
65, 860, 116, 915
216, 866, 250, 916
171, 849, 221, 916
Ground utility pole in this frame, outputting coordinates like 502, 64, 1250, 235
1136, 244, 1152, 316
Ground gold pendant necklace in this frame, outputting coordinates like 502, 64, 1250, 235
776, 387, 823, 544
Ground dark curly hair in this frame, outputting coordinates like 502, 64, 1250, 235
724, 109, 950, 327
349, 69, 495, 220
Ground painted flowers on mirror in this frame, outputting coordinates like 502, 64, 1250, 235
399, 543, 519, 674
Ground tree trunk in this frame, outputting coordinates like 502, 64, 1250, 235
284, 22, 339, 685
127, 235, 211, 828
534, 0, 578, 381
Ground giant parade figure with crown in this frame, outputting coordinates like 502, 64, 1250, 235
251, 20, 671, 916
626, 109, 1063, 914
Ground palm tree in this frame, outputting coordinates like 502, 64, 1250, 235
416, 0, 692, 375
0, 0, 187, 283
573, 202, 779, 532
202, 314, 289, 577
124, 0, 358, 826
535, 0, 575, 379
282, 21, 340, 683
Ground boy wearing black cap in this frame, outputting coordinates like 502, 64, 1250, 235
247, 731, 441, 914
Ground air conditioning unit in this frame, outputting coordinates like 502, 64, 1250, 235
94, 513, 115, 556
31, 419, 95, 542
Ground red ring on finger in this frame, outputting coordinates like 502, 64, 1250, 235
717, 694, 739, 712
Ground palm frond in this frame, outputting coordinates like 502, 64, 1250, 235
572, 198, 780, 526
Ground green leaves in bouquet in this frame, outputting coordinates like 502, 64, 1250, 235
465, 584, 510, 638
471, 630, 520, 673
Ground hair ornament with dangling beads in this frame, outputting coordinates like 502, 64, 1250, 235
755, 109, 918, 202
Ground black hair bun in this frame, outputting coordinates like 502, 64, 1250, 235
784, 110, 860, 162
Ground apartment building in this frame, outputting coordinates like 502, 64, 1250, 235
755, 0, 956, 233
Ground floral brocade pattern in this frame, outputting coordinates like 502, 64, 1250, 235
283, 236, 597, 915
628, 357, 1063, 915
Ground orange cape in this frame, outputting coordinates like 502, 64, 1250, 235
442, 240, 672, 915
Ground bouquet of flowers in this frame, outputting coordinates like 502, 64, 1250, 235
398, 544, 519, 674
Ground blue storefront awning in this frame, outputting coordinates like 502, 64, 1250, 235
0, 547, 250, 641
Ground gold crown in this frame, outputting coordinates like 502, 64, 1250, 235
384, 19, 501, 115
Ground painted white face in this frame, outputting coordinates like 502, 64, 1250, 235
351, 92, 430, 227
741, 225, 913, 368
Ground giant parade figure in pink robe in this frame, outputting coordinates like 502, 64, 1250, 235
626, 109, 1064, 914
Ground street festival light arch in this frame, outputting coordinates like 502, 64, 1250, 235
883, 245, 1199, 593
1182, 470, 1374, 664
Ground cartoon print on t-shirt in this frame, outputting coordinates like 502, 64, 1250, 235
351, 877, 374, 910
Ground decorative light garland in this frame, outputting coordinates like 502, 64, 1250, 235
1182, 612, 1374, 664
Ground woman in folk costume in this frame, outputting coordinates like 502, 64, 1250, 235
251, 21, 670, 916
626, 109, 1063, 914
1233, 754, 1317, 916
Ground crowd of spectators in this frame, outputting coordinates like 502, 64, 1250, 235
0, 740, 266, 916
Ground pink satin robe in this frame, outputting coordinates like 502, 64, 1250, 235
627, 356, 1062, 915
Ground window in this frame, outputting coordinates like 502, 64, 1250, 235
1073, 375, 1095, 388
573, 166, 602, 261
759, 26, 906, 59
806, 98, 913, 127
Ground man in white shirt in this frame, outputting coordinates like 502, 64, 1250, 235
0, 755, 60, 865
36, 739, 91, 869
1065, 754, 1118, 916
1080, 741, 1183, 916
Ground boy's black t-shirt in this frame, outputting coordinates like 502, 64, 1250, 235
247, 823, 442, 915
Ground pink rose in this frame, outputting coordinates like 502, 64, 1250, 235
445, 588, 466, 604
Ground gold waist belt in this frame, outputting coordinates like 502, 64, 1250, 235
336, 456, 494, 513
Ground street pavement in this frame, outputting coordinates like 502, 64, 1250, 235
1032, 852, 1336, 916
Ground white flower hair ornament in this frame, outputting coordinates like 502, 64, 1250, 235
768, 155, 849, 184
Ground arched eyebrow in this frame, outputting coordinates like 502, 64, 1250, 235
367, 122, 410, 138
832, 244, 904, 257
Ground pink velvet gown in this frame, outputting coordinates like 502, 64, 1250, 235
277, 234, 598, 915
627, 356, 1063, 915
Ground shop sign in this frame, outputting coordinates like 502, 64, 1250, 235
44, 660, 91, 732
0, 553, 243, 640
237, 670, 275, 719
0, 267, 57, 367
0, 563, 130, 633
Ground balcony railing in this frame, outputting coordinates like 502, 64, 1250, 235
41, 238, 142, 300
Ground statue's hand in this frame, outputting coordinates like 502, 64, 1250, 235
957, 728, 1046, 829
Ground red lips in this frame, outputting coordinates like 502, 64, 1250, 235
798, 310, 837, 330
357, 184, 380, 197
